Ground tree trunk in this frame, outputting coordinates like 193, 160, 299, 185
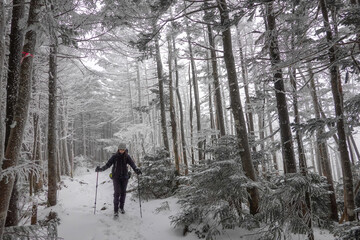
236, 26, 256, 152
137, 61, 143, 124
48, 21, 58, 206
265, 1, 297, 174
184, 6, 203, 161
3, 1, 25, 226
0, 0, 41, 236
81, 112, 86, 156
61, 101, 70, 176
308, 66, 339, 221
5, 0, 25, 149
319, 0, 355, 221
155, 36, 170, 152
33, 108, 43, 193
207, 23, 226, 136
0, 0, 6, 167
290, 68, 307, 174
217, 0, 259, 215
205, 45, 216, 144
172, 33, 188, 174
290, 65, 314, 239
189, 65, 195, 165
69, 121, 75, 178
167, 37, 180, 175
266, 100, 279, 173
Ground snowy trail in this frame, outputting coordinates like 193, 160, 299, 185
37, 169, 336, 240
39, 169, 197, 240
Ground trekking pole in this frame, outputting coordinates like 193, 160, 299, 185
94, 172, 99, 214
138, 175, 142, 218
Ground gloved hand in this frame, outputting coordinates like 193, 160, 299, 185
134, 168, 142, 175
95, 166, 103, 172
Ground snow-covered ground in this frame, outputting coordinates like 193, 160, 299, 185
37, 168, 336, 240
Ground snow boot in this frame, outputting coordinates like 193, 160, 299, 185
120, 208, 125, 214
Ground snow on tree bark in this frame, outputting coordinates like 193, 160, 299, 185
0, 0, 6, 168
265, 2, 297, 174
167, 36, 180, 175
0, 0, 42, 237
207, 23, 226, 137
155, 35, 170, 153
172, 33, 188, 175
47, 16, 58, 207
319, 0, 356, 222
217, 0, 259, 215
308, 66, 339, 221
184, 11, 203, 161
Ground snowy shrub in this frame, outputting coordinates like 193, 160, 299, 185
171, 136, 255, 240
3, 212, 60, 240
73, 155, 92, 175
136, 148, 177, 200
344, 93, 360, 127
332, 222, 360, 240
257, 172, 333, 239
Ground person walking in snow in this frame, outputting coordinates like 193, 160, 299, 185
95, 143, 142, 216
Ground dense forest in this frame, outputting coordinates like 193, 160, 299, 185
0, 0, 360, 239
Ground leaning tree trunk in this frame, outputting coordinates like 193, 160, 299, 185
167, 36, 180, 175
48, 21, 58, 207
0, 0, 41, 237
265, 1, 297, 174
155, 35, 170, 153
217, 0, 259, 215
319, 0, 355, 221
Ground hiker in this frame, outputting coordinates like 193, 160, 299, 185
95, 143, 142, 216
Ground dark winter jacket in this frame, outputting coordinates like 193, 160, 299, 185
102, 150, 137, 179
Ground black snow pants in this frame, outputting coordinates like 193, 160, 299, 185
113, 177, 129, 213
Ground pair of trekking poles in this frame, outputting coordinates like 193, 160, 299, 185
93, 172, 143, 218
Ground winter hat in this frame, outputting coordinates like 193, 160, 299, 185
118, 143, 126, 150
